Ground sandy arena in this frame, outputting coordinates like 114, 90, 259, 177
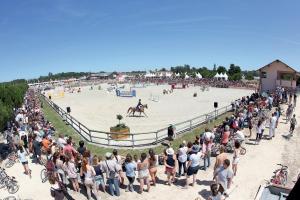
52, 84, 253, 133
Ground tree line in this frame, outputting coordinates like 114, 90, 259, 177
166, 64, 259, 81
0, 80, 28, 131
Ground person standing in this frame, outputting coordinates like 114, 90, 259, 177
232, 141, 241, 176
247, 117, 253, 138
185, 145, 201, 188
137, 152, 150, 193
112, 149, 125, 186
213, 146, 227, 175
290, 114, 297, 135
148, 149, 158, 186
202, 129, 214, 171
17, 145, 31, 178
269, 113, 277, 138
177, 143, 188, 177
102, 152, 121, 196
213, 159, 233, 197
124, 154, 136, 192
32, 134, 42, 164
294, 93, 297, 107
64, 155, 80, 192
256, 120, 263, 144
164, 148, 177, 186
80, 158, 100, 200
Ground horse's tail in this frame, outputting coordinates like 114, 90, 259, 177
127, 107, 132, 113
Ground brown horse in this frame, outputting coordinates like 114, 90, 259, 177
127, 104, 148, 117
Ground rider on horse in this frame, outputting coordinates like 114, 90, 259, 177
136, 99, 142, 112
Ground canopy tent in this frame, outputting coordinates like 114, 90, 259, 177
222, 73, 228, 80
214, 73, 221, 78
185, 73, 190, 79
196, 73, 202, 79
166, 72, 172, 77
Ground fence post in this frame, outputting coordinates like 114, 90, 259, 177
89, 130, 92, 142
155, 131, 158, 144
131, 134, 134, 148
107, 133, 110, 146
189, 120, 192, 130
78, 122, 81, 134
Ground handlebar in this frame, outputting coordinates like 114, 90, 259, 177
277, 164, 288, 168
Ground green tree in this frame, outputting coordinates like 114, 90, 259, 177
116, 114, 123, 125
217, 66, 227, 74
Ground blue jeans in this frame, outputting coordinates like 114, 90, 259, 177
203, 151, 211, 170
107, 178, 120, 196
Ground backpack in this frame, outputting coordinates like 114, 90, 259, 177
105, 161, 116, 179
46, 159, 55, 172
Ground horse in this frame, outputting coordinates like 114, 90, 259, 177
127, 104, 148, 117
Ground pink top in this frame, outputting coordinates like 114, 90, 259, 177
202, 142, 212, 153
222, 131, 230, 144
63, 144, 76, 157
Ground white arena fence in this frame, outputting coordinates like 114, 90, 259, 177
41, 94, 233, 148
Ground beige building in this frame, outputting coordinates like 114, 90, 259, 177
259, 59, 299, 92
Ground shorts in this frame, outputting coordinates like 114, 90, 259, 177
127, 176, 135, 184
232, 158, 240, 165
290, 124, 295, 131
22, 161, 28, 165
165, 167, 175, 174
187, 166, 199, 176
94, 175, 104, 186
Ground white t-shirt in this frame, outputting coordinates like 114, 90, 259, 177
270, 116, 277, 129
112, 155, 122, 166
189, 152, 201, 167
178, 147, 188, 163
202, 131, 215, 142
19, 131, 28, 138
235, 131, 245, 141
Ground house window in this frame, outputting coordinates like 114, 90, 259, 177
280, 73, 293, 81
261, 72, 267, 78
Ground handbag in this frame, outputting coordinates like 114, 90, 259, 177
105, 161, 116, 179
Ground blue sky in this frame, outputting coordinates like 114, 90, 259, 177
0, 0, 300, 81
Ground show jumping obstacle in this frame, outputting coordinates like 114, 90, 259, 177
149, 93, 159, 102
171, 83, 187, 89
131, 83, 146, 89
116, 89, 136, 97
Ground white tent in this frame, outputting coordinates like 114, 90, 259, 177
214, 73, 221, 78
166, 72, 172, 77
145, 72, 152, 78
175, 73, 180, 77
185, 73, 190, 79
196, 73, 202, 79
223, 73, 228, 80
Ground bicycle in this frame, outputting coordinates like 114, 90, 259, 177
3, 196, 17, 200
270, 164, 288, 186
0, 173, 19, 194
4, 152, 18, 168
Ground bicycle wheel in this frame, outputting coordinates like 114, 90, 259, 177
5, 160, 15, 168
0, 178, 6, 189
40, 168, 48, 183
282, 172, 288, 186
3, 196, 17, 200
7, 182, 19, 194
240, 147, 246, 155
